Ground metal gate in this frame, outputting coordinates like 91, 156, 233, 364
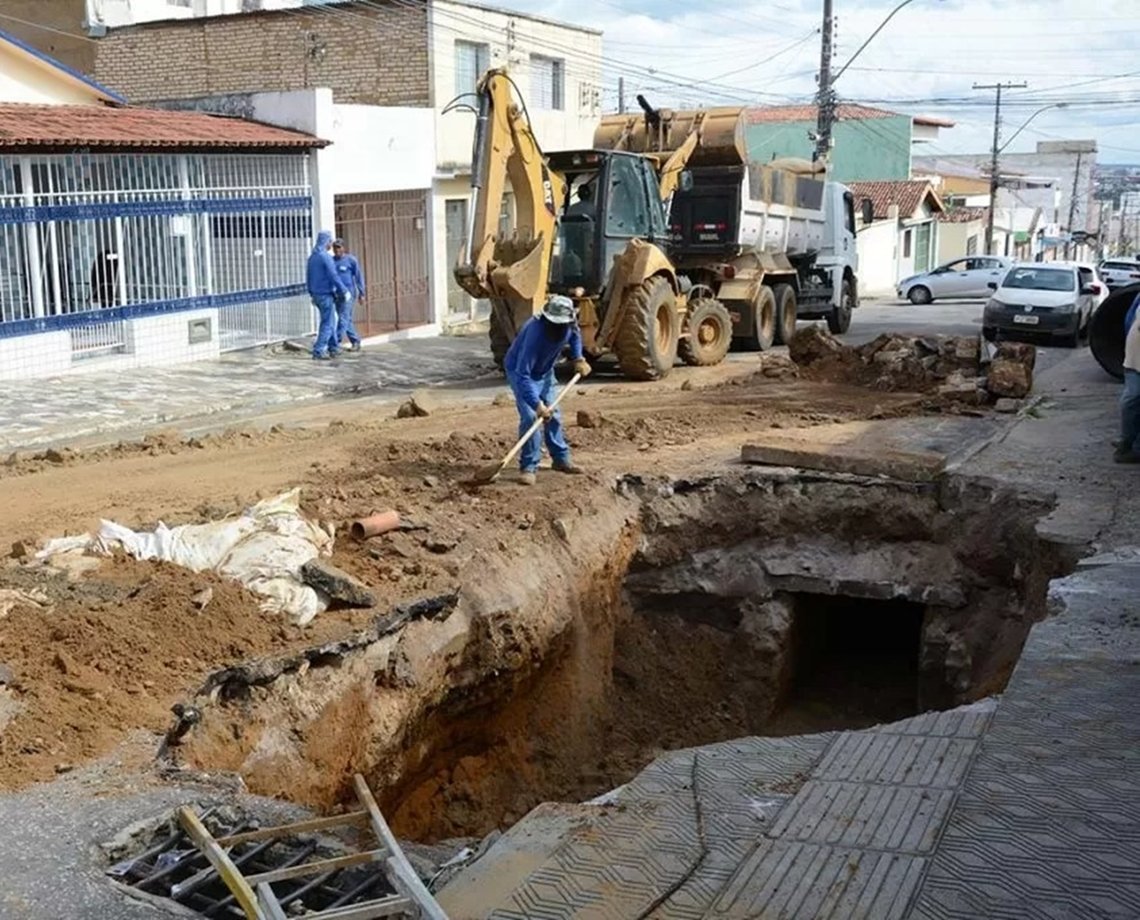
335, 191, 430, 336
915, 222, 932, 273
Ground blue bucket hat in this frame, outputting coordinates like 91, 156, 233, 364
542, 295, 576, 324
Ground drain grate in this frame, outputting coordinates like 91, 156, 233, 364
109, 775, 446, 919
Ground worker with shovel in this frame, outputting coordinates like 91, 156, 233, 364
504, 295, 592, 485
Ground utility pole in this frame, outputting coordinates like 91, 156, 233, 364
618, 77, 625, 114
975, 81, 1027, 255
1064, 151, 1083, 260
814, 0, 835, 163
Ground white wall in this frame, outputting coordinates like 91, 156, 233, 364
324, 104, 435, 196
856, 219, 899, 296
0, 43, 108, 105
431, 0, 603, 172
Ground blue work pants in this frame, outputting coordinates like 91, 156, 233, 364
1122, 369, 1140, 454
311, 294, 338, 357
336, 294, 361, 347
507, 369, 571, 472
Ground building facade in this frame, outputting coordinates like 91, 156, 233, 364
744, 105, 951, 185
26, 0, 603, 332
848, 180, 944, 295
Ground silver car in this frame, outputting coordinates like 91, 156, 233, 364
898, 256, 1014, 304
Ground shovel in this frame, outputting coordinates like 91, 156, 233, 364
470, 373, 582, 485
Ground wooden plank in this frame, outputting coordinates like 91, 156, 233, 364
309, 896, 413, 919
353, 774, 450, 920
217, 811, 370, 847
245, 850, 384, 887
177, 806, 263, 920
256, 883, 289, 920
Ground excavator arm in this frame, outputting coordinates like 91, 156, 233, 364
454, 69, 567, 338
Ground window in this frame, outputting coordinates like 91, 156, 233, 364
605, 155, 650, 238
966, 234, 978, 255
530, 54, 564, 110
903, 230, 912, 259
455, 41, 489, 97
1002, 267, 1075, 292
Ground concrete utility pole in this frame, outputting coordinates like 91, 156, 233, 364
1064, 150, 1083, 260
618, 77, 625, 114
976, 81, 1027, 255
813, 0, 835, 163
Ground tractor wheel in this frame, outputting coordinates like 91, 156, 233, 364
679, 298, 732, 366
772, 283, 798, 346
615, 275, 680, 380
744, 285, 777, 351
488, 309, 511, 370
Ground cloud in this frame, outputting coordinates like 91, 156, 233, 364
499, 0, 1140, 162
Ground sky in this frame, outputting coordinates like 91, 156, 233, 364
476, 0, 1140, 164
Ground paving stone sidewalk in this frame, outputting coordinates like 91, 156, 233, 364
0, 336, 494, 453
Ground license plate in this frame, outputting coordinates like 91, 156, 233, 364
1012, 314, 1039, 325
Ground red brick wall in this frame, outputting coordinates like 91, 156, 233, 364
93, 0, 429, 106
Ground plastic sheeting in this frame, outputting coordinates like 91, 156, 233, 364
37, 489, 334, 625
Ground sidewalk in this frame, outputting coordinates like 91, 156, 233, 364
0, 335, 495, 453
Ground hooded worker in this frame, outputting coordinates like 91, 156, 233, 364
503, 295, 592, 485
306, 230, 349, 360
1116, 291, 1140, 464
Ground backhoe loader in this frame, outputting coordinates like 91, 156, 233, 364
453, 70, 738, 379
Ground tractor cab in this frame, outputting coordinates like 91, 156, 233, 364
547, 150, 670, 295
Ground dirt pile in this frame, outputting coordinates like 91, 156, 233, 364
789, 325, 1036, 405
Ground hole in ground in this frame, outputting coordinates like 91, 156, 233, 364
178, 472, 1076, 845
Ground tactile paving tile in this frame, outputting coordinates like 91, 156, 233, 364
911, 658, 1140, 920
811, 732, 979, 788
709, 839, 927, 920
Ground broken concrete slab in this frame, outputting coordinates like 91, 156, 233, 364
742, 441, 946, 482
300, 559, 376, 608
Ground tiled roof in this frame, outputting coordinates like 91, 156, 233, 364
0, 103, 326, 150
745, 103, 899, 124
847, 180, 945, 220
939, 206, 990, 224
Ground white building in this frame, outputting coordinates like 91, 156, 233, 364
848, 180, 945, 296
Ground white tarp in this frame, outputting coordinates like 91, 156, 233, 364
37, 489, 334, 625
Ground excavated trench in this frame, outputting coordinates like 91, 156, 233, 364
173, 468, 1075, 844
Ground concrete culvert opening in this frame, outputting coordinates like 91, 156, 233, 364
174, 471, 1076, 846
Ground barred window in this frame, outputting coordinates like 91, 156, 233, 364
530, 54, 564, 111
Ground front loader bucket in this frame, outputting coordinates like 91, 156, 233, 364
595, 106, 749, 167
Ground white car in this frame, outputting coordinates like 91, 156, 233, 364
897, 256, 1014, 304
1098, 258, 1140, 290
982, 262, 1102, 347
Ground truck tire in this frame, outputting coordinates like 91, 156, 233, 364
827, 278, 854, 334
772, 283, 797, 346
679, 298, 732, 366
489, 309, 511, 369
742, 286, 777, 351
615, 275, 680, 380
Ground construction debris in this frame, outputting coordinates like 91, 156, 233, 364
396, 389, 439, 419
300, 559, 376, 609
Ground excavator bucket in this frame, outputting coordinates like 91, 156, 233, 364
489, 233, 547, 301
594, 106, 749, 167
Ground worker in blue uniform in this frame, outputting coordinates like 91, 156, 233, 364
332, 239, 365, 352
503, 295, 592, 485
306, 230, 349, 360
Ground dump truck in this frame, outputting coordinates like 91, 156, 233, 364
454, 72, 735, 379
595, 106, 861, 347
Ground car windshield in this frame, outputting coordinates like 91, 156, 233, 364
1002, 267, 1075, 292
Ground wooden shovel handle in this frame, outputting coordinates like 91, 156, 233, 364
500, 373, 582, 468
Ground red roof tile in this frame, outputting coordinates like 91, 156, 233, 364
745, 103, 899, 125
847, 180, 945, 220
938, 206, 990, 224
0, 103, 326, 150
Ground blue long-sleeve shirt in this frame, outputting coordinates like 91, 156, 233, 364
306, 232, 348, 298
504, 316, 583, 409
334, 253, 365, 298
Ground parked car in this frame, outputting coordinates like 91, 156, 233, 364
983, 262, 1102, 347
1075, 262, 1109, 307
1097, 258, 1140, 290
898, 256, 1013, 304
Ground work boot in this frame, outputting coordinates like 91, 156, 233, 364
518, 471, 537, 486
552, 461, 583, 475
312, 353, 332, 361
1113, 449, 1140, 465
351, 341, 362, 353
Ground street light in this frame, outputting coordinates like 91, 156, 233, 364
815, 0, 944, 162
985, 102, 1069, 254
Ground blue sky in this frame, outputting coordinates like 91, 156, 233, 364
486, 0, 1140, 164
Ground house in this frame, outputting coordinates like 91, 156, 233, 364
14, 0, 604, 333
847, 180, 945, 295
743, 104, 952, 184
0, 27, 327, 382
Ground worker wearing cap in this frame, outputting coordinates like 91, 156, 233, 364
1116, 291, 1140, 464
332, 239, 365, 352
503, 295, 592, 485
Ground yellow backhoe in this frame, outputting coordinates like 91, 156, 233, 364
453, 70, 742, 379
